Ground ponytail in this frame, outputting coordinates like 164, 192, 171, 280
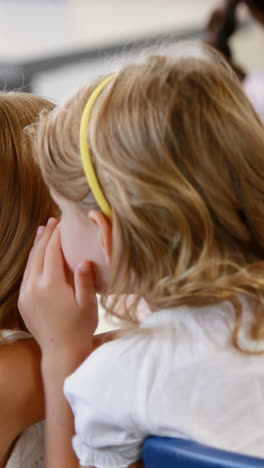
206, 0, 246, 80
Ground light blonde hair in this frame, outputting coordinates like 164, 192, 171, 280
0, 93, 57, 331
32, 47, 264, 350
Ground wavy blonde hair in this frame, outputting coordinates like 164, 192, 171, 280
32, 47, 264, 350
0, 93, 56, 331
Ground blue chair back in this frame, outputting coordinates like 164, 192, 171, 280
143, 437, 264, 468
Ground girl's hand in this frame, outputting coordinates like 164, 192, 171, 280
18, 218, 98, 356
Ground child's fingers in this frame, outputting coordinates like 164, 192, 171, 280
23, 218, 58, 283
43, 224, 66, 281
74, 262, 97, 309
21, 227, 44, 284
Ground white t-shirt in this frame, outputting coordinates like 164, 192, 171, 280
0, 330, 45, 468
64, 299, 264, 468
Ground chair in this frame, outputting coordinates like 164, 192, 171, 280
143, 437, 264, 468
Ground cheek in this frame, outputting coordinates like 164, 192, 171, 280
59, 215, 101, 273
60, 219, 82, 272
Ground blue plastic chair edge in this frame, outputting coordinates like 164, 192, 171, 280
143, 436, 264, 468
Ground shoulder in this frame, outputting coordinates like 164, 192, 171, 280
64, 324, 174, 426
66, 330, 153, 389
0, 339, 44, 438
64, 307, 209, 405
64, 330, 155, 411
66, 309, 194, 392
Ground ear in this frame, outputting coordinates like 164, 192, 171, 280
88, 210, 113, 264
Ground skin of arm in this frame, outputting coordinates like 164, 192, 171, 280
0, 339, 44, 468
41, 345, 93, 468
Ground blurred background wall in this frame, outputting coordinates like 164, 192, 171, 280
0, 0, 263, 106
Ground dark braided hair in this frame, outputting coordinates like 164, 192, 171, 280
206, 0, 264, 81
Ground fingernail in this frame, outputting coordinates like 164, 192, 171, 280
37, 226, 45, 236
78, 262, 90, 273
47, 217, 57, 225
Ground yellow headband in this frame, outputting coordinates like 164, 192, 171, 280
80, 73, 117, 218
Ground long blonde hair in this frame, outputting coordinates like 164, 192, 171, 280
0, 93, 56, 330
32, 47, 264, 349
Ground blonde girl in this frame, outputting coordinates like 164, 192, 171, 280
0, 93, 56, 467
19, 44, 264, 468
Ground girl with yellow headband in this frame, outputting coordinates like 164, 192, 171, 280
19, 44, 264, 467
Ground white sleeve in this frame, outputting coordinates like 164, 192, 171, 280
64, 334, 149, 468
